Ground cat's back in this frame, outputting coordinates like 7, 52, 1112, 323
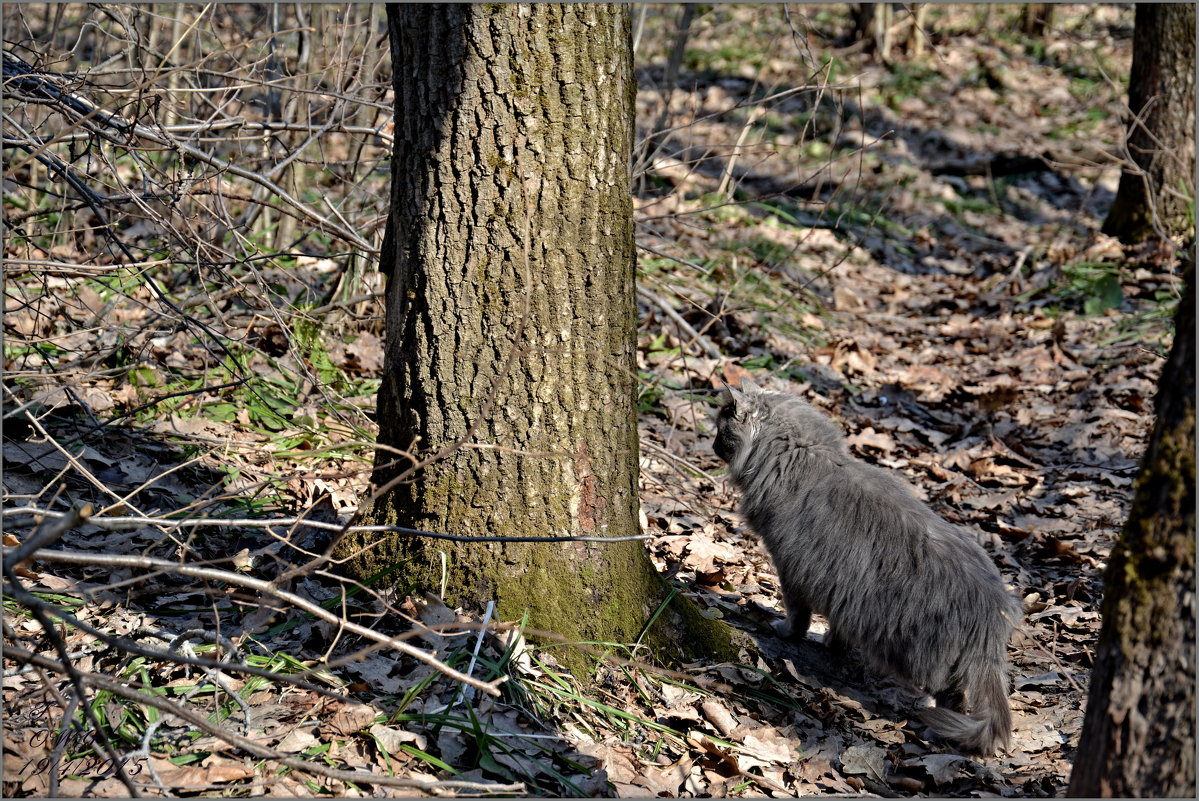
765, 393, 848, 449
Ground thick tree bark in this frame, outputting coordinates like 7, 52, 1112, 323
341, 4, 732, 672
1102, 4, 1196, 244
1068, 259, 1195, 797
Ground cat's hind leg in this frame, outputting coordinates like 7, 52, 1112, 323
934, 685, 966, 713
823, 626, 852, 657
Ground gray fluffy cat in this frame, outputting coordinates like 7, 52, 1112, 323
714, 378, 1020, 754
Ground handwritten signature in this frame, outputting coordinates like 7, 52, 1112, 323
14, 701, 145, 780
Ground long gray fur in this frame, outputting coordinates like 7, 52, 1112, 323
714, 378, 1020, 754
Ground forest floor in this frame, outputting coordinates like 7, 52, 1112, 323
2, 3, 1185, 798
627, 5, 1177, 796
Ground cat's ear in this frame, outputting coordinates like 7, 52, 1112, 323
739, 377, 762, 395
719, 380, 748, 410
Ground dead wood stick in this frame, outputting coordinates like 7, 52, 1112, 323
5, 646, 523, 794
16, 547, 505, 697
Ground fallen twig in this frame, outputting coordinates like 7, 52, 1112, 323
5, 646, 525, 795
8, 545, 505, 697
637, 285, 724, 359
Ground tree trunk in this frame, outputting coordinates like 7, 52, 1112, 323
850, 4, 928, 63
1020, 4, 1054, 38
1068, 258, 1195, 796
907, 4, 930, 58
341, 4, 732, 673
850, 4, 893, 62
1102, 4, 1196, 244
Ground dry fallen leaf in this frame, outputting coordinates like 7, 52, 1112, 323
275, 728, 320, 753
739, 728, 795, 766
846, 426, 896, 454
700, 699, 737, 738
661, 391, 711, 434
840, 743, 888, 784
720, 362, 756, 388
908, 753, 972, 786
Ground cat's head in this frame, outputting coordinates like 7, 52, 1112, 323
714, 377, 846, 467
713, 377, 769, 464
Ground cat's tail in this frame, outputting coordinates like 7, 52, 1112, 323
919, 662, 1012, 755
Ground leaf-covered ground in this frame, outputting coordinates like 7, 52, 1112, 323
632, 4, 1177, 796
3, 4, 1184, 798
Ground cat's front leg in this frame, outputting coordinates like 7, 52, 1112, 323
773, 580, 812, 640
772, 606, 811, 639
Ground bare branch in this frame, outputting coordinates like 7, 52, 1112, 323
6, 646, 525, 795
11, 545, 505, 696
2, 506, 654, 544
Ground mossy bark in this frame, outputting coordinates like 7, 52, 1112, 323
340, 4, 735, 673
1069, 259, 1195, 796
1101, 4, 1196, 244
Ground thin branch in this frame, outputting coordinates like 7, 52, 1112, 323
9, 590, 353, 702
9, 545, 506, 697
3, 52, 374, 252
3, 118, 395, 145
641, 438, 721, 487
2, 506, 653, 544
5, 504, 90, 565
5, 646, 525, 795
637, 285, 723, 359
